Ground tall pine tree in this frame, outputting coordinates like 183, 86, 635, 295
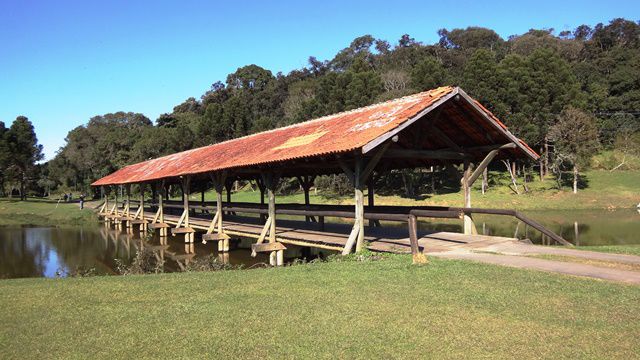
6, 116, 43, 200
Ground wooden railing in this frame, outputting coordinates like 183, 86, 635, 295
118, 200, 572, 247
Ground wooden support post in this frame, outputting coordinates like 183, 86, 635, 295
201, 190, 206, 214
339, 144, 389, 255
263, 173, 282, 266
354, 157, 365, 253
257, 177, 266, 223
408, 215, 427, 264
158, 181, 167, 236
125, 184, 132, 233
139, 183, 146, 232
225, 181, 232, 205
367, 178, 380, 228
115, 185, 123, 229
303, 179, 311, 223
113, 185, 119, 218
100, 186, 108, 214
297, 175, 315, 223
207, 172, 229, 251
182, 176, 193, 243
462, 160, 476, 235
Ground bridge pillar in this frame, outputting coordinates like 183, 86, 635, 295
114, 185, 121, 230
125, 184, 133, 234
210, 172, 229, 252
182, 176, 194, 243
139, 183, 146, 233
264, 173, 282, 266
462, 160, 475, 235
157, 181, 167, 237
354, 157, 365, 253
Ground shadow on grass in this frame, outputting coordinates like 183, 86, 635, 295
557, 172, 590, 190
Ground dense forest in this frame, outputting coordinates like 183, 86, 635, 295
1, 18, 639, 198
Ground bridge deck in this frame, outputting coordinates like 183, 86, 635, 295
134, 211, 519, 254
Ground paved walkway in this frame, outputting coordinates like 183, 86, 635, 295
114, 209, 640, 285
433, 251, 640, 285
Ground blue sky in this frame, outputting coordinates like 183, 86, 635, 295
1, 0, 638, 160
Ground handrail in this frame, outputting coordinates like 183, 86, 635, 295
138, 201, 571, 246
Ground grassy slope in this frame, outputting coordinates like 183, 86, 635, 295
187, 170, 639, 211
1, 256, 638, 359
0, 198, 97, 226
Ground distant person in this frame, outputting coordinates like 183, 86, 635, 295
79, 194, 85, 209
68, 193, 73, 202
63, 193, 68, 202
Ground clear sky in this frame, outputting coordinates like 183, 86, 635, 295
1, 0, 638, 160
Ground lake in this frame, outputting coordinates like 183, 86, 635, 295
1, 208, 638, 279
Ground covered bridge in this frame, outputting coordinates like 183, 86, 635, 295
94, 86, 556, 265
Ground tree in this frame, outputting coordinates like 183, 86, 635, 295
438, 27, 504, 51
549, 107, 600, 193
0, 121, 9, 195
5, 116, 43, 200
410, 57, 446, 91
461, 49, 500, 108
226, 65, 274, 91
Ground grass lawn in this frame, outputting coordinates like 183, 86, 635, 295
0, 198, 97, 226
180, 170, 639, 211
1, 256, 639, 359
577, 245, 640, 256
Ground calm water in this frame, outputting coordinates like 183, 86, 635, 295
1, 209, 638, 278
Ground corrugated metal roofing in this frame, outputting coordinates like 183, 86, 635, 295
92, 86, 537, 186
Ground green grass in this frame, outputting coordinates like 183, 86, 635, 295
0, 256, 638, 359
0, 198, 97, 226
577, 245, 640, 256
182, 170, 639, 211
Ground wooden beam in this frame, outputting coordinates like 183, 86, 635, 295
465, 143, 516, 153
261, 173, 282, 265
341, 218, 361, 255
431, 126, 463, 152
355, 157, 365, 252
467, 149, 500, 186
360, 141, 391, 184
462, 160, 477, 235
337, 158, 355, 185
252, 242, 286, 253
384, 148, 466, 160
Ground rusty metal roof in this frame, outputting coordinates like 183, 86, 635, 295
92, 86, 537, 186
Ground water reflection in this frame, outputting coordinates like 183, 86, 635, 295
416, 208, 640, 246
0, 225, 276, 279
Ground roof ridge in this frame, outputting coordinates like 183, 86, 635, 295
140, 86, 454, 163
197, 86, 453, 148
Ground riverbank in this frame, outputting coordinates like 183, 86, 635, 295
0, 255, 638, 358
0, 198, 97, 226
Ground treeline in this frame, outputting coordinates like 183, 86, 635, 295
4, 18, 640, 198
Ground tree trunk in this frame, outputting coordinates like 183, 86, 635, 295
481, 167, 488, 195
543, 137, 549, 180
573, 165, 578, 194
539, 146, 544, 181
20, 176, 26, 201
502, 160, 520, 195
